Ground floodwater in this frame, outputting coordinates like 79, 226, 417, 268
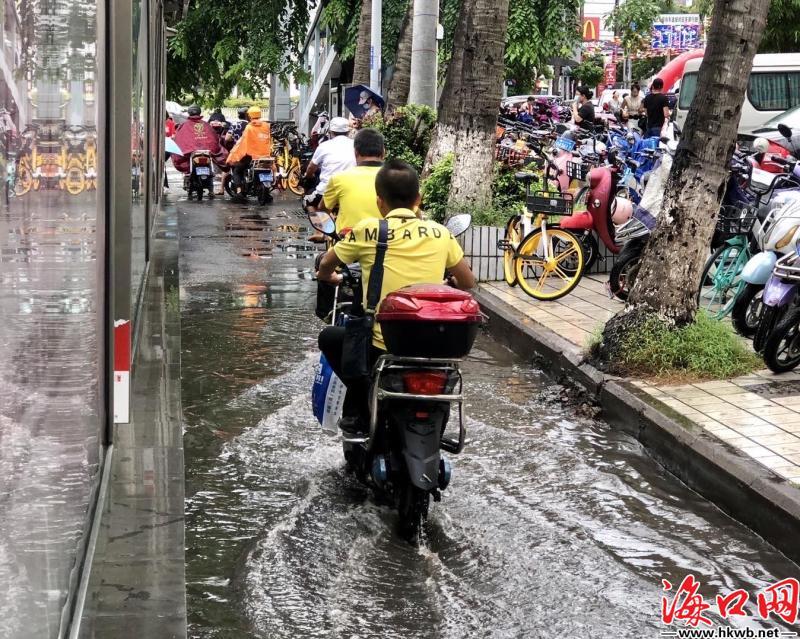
179, 190, 800, 639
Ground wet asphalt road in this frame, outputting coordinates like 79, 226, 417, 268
177, 187, 800, 639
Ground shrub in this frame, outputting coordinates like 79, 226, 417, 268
592, 311, 761, 381
421, 153, 453, 222
366, 104, 436, 172
223, 97, 270, 109
421, 155, 528, 225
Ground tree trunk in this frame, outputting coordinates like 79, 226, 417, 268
445, 0, 510, 207
621, 0, 771, 327
422, 0, 466, 177
352, 0, 372, 85
386, 1, 414, 110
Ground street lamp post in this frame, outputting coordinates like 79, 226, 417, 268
370, 0, 382, 93
408, 0, 438, 107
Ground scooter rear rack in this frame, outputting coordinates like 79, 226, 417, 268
774, 252, 800, 282
366, 354, 466, 455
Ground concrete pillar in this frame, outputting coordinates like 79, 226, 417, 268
270, 74, 292, 121
408, 0, 438, 107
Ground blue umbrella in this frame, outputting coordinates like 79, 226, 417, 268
344, 85, 385, 119
165, 137, 183, 155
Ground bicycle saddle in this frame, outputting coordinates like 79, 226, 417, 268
515, 172, 536, 181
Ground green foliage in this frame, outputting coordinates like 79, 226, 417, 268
421, 156, 527, 225
504, 0, 580, 90
421, 153, 454, 222
222, 97, 270, 109
615, 56, 667, 85
599, 312, 760, 380
167, 0, 310, 104
438, 0, 461, 81
367, 104, 436, 172
572, 55, 604, 88
761, 0, 800, 53
321, 0, 409, 67
606, 0, 661, 55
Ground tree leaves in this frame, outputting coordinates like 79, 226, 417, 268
503, 0, 580, 92
606, 0, 662, 55
167, 0, 311, 104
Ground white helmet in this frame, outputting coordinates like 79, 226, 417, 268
329, 117, 351, 133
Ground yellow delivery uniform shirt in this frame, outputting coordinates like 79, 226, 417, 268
333, 208, 464, 350
323, 164, 382, 232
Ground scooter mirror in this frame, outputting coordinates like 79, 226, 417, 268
307, 211, 336, 236
444, 213, 472, 238
778, 123, 793, 140
752, 137, 770, 153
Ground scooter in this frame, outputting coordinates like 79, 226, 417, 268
310, 212, 479, 539
222, 156, 275, 204
184, 150, 214, 200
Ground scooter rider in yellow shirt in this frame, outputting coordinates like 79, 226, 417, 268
322, 127, 385, 233
316, 159, 476, 434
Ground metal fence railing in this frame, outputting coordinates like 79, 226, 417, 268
459, 225, 621, 283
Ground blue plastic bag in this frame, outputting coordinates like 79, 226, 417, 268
312, 353, 346, 433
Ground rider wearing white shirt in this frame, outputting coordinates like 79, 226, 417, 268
304, 117, 356, 210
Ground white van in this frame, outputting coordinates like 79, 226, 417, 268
675, 53, 800, 135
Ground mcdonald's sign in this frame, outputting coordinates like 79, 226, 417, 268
582, 16, 601, 41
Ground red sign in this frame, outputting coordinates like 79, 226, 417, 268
582, 16, 601, 41
604, 62, 616, 85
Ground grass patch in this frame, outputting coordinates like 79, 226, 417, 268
592, 311, 761, 381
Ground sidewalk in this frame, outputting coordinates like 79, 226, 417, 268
481, 275, 800, 484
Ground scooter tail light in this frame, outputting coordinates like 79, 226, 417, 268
403, 371, 448, 395
195, 156, 210, 165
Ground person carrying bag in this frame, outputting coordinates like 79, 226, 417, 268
341, 219, 388, 378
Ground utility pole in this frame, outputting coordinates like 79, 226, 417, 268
408, 0, 438, 107
370, 0, 382, 93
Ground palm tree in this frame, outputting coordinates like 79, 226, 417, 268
599, 0, 773, 353
444, 0, 511, 207
386, 1, 413, 110
352, 0, 372, 85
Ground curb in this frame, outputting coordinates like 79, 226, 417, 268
475, 286, 800, 565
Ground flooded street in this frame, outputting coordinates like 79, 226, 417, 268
179, 191, 800, 638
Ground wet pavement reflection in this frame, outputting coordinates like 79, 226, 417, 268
180, 192, 800, 638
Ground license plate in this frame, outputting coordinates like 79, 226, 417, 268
555, 137, 575, 152
195, 167, 211, 176
258, 173, 273, 183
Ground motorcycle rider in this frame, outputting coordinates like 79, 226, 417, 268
316, 159, 476, 433
227, 105, 272, 203
228, 106, 250, 144
303, 116, 355, 213
171, 105, 228, 175
322, 127, 385, 233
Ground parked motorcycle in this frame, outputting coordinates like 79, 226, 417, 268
222, 156, 275, 204
184, 150, 214, 200
310, 212, 479, 539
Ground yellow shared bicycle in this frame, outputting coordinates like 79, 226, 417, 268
498, 172, 585, 301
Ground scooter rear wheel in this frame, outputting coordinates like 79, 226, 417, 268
608, 240, 645, 301
396, 480, 429, 542
731, 283, 764, 338
753, 305, 783, 354
763, 308, 800, 373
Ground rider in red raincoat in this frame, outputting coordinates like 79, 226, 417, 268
171, 105, 228, 173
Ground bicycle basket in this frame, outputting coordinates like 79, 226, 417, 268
715, 205, 757, 239
527, 191, 573, 216
566, 161, 589, 181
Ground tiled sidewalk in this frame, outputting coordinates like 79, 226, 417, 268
482, 276, 800, 483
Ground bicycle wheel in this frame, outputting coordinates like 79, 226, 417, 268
503, 216, 521, 287
287, 166, 304, 196
515, 226, 585, 300
697, 242, 748, 320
